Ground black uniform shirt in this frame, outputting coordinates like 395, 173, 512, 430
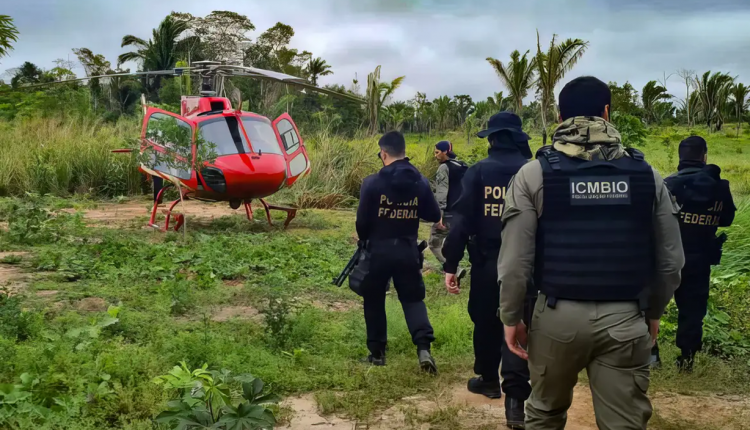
442, 147, 528, 273
356, 159, 441, 242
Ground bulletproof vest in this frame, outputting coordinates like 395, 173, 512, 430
536, 149, 656, 302
665, 168, 723, 264
444, 159, 468, 212
476, 157, 524, 245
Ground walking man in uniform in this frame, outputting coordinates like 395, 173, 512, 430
651, 136, 735, 371
356, 131, 442, 373
499, 76, 685, 430
430, 141, 468, 269
442, 112, 533, 429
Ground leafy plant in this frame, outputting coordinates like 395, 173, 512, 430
64, 305, 120, 350
260, 295, 300, 350
154, 362, 278, 429
0, 293, 41, 341
611, 112, 647, 147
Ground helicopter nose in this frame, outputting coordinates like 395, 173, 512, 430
209, 154, 288, 199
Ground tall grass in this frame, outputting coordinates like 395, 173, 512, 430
0, 116, 142, 197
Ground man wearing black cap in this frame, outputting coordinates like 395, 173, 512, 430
429, 140, 468, 268
650, 135, 736, 371
356, 131, 442, 373
442, 112, 533, 428
499, 76, 685, 429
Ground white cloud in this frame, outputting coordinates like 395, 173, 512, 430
3, 0, 750, 104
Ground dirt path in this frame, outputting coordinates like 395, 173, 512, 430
0, 252, 30, 296
64, 200, 244, 227
278, 383, 749, 430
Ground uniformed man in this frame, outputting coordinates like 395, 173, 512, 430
442, 112, 533, 429
429, 141, 468, 268
356, 130, 442, 373
498, 76, 685, 430
651, 136, 736, 371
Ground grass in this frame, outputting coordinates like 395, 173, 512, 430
1, 119, 750, 428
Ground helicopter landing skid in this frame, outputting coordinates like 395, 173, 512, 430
149, 185, 191, 232
243, 199, 297, 229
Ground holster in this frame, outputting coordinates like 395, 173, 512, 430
467, 236, 485, 266
348, 243, 370, 297
709, 232, 728, 266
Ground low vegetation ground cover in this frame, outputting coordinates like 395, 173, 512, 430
0, 126, 749, 429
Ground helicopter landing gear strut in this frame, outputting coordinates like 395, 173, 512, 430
149, 184, 192, 232
243, 199, 297, 229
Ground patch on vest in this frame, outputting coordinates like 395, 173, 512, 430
569, 176, 631, 205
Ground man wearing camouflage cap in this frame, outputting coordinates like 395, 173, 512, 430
498, 76, 685, 429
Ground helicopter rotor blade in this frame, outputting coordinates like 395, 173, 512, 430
224, 70, 363, 104
0, 69, 180, 92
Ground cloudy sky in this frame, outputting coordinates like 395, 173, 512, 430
3, 0, 750, 104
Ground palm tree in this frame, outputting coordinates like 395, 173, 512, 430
118, 16, 198, 96
535, 31, 589, 143
694, 71, 735, 132
486, 50, 536, 113
365, 65, 405, 135
433, 96, 455, 130
730, 83, 750, 136
306, 57, 333, 86
0, 15, 19, 61
641, 81, 672, 124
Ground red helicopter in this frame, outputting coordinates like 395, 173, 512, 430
15, 62, 362, 231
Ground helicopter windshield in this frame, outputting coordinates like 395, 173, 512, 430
198, 116, 253, 156
240, 117, 283, 155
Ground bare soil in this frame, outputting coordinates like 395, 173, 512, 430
211, 305, 260, 322
0, 252, 30, 296
278, 383, 750, 430
64, 200, 249, 228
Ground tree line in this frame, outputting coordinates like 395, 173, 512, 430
1, 12, 749, 139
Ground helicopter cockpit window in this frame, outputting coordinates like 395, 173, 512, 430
240, 117, 283, 155
276, 119, 300, 154
145, 113, 193, 180
198, 117, 251, 156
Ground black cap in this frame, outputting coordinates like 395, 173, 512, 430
679, 136, 707, 154
476, 111, 530, 141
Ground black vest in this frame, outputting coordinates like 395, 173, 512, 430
444, 159, 468, 212
665, 167, 723, 265
536, 149, 656, 301
475, 154, 526, 245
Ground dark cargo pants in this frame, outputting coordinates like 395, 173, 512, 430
651, 265, 711, 359
469, 248, 532, 400
362, 239, 435, 355
526, 294, 653, 430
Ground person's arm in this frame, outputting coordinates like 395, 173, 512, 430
719, 180, 736, 227
442, 167, 479, 273
498, 161, 541, 327
355, 177, 375, 241
647, 169, 685, 321
419, 176, 442, 223
434, 164, 449, 212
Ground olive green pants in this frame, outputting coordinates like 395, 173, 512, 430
526, 294, 653, 430
429, 214, 452, 265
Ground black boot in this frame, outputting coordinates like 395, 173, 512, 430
418, 349, 437, 374
676, 351, 695, 373
467, 376, 502, 399
505, 397, 525, 429
361, 353, 385, 366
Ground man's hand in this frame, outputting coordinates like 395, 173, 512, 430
648, 319, 660, 346
445, 273, 460, 294
504, 322, 529, 360
436, 219, 446, 230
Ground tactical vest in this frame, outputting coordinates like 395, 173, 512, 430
536, 149, 655, 302
444, 159, 468, 212
476, 158, 524, 246
665, 169, 723, 265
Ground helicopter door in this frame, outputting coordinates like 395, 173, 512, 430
142, 108, 198, 191
272, 113, 310, 187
